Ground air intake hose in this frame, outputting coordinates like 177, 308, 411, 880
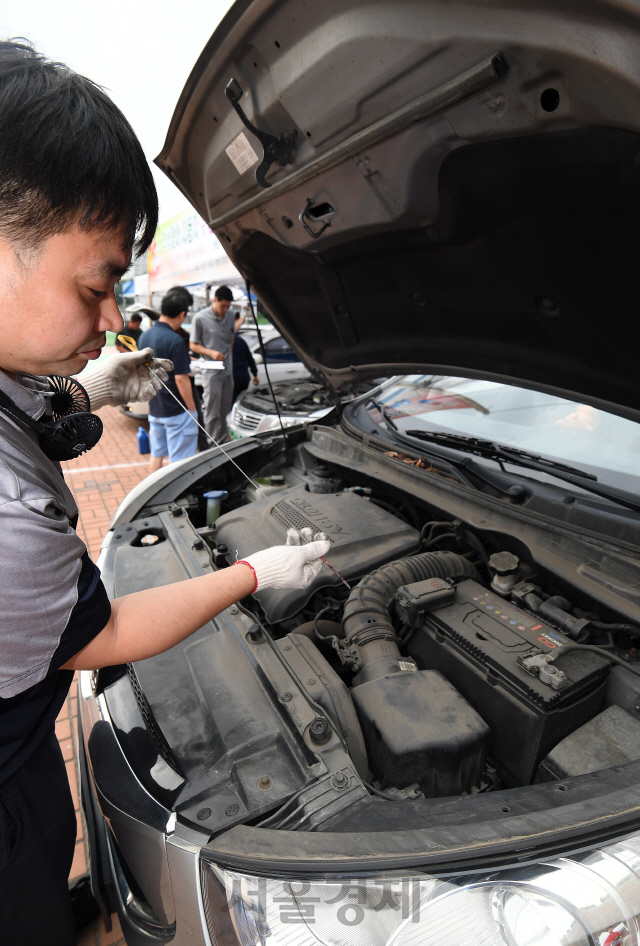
343, 551, 479, 685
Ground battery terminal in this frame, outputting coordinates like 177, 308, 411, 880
518, 651, 567, 689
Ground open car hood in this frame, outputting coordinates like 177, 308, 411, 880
157, 0, 640, 423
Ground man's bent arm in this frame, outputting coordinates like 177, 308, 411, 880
245, 340, 258, 379
175, 372, 196, 411
61, 564, 256, 670
190, 341, 224, 361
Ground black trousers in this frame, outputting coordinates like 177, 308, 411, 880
233, 379, 249, 404
0, 731, 76, 946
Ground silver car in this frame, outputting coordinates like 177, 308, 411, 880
229, 377, 381, 438
236, 327, 311, 386
80, 2, 640, 944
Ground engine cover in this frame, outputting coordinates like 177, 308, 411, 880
213, 485, 420, 623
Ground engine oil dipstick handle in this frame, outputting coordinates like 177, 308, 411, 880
116, 334, 144, 355
121, 342, 351, 588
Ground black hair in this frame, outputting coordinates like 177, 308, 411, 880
127, 313, 142, 323
161, 294, 187, 318
214, 285, 234, 302
0, 39, 157, 255
165, 285, 193, 310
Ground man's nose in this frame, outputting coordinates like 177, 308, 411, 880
96, 296, 124, 334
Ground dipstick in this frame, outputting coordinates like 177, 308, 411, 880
138, 359, 350, 589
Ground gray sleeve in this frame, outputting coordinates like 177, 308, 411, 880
190, 314, 203, 346
226, 310, 237, 334
0, 495, 87, 697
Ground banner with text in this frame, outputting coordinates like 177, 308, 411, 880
148, 208, 240, 293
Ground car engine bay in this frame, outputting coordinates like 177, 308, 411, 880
239, 379, 333, 418
99, 430, 640, 835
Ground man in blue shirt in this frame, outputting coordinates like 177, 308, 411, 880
139, 294, 198, 473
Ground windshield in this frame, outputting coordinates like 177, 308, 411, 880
359, 376, 640, 495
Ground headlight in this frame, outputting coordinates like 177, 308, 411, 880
257, 415, 303, 432
202, 835, 640, 945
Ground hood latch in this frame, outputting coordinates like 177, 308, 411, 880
225, 78, 298, 188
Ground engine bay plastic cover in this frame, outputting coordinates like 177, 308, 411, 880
129, 613, 315, 831
214, 485, 420, 622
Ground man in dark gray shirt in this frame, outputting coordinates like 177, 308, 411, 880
0, 41, 329, 946
189, 285, 236, 442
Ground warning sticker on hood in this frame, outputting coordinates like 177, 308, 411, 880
225, 132, 259, 174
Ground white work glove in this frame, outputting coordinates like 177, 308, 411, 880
237, 528, 331, 592
79, 348, 173, 411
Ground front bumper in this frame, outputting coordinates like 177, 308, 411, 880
80, 660, 640, 946
78, 673, 212, 945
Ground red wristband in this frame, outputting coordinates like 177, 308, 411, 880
235, 560, 258, 593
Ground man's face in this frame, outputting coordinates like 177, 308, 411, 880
0, 224, 129, 377
127, 318, 141, 331
212, 297, 232, 319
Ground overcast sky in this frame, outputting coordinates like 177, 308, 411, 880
0, 0, 234, 223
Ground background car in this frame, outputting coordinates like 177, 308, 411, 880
230, 377, 333, 436
230, 325, 310, 385
229, 376, 379, 438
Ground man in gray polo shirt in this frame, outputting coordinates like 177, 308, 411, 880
0, 42, 329, 946
189, 285, 236, 442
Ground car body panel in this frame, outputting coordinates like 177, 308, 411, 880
78, 3, 640, 942
82, 419, 640, 941
229, 378, 333, 437
202, 763, 640, 872
158, 0, 640, 422
240, 328, 311, 384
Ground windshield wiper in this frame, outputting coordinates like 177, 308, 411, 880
404, 430, 594, 478
403, 429, 640, 516
370, 398, 399, 430
367, 401, 527, 498
366, 399, 491, 492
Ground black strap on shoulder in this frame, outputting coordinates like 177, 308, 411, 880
0, 384, 102, 461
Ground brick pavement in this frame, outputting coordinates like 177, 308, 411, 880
58, 405, 151, 944
60, 404, 151, 562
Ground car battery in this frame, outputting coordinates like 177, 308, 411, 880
407, 579, 610, 785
